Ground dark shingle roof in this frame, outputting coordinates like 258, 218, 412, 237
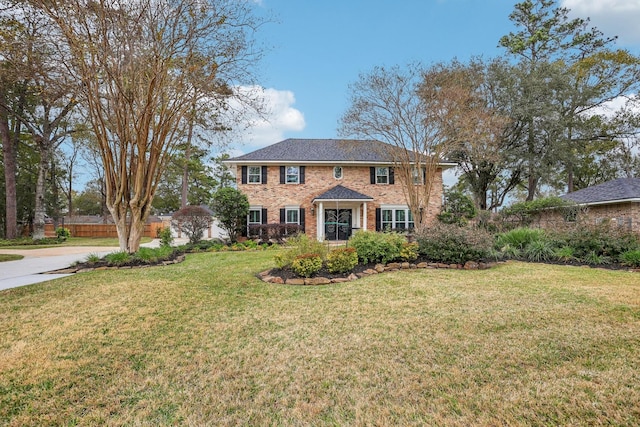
313, 185, 373, 201
561, 178, 640, 204
227, 138, 398, 163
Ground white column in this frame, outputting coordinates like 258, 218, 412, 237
317, 202, 324, 241
362, 202, 368, 231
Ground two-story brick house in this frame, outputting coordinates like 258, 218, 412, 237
224, 138, 454, 241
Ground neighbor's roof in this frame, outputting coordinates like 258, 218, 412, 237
312, 185, 374, 202
225, 138, 456, 166
561, 178, 640, 205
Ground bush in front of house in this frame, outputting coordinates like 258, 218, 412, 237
56, 226, 71, 241
326, 247, 359, 274
620, 249, 640, 267
291, 253, 323, 278
415, 223, 493, 264
273, 233, 328, 269
348, 230, 406, 264
556, 221, 640, 262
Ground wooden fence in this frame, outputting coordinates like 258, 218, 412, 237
45, 222, 164, 238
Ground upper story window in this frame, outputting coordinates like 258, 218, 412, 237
376, 167, 389, 184
242, 166, 267, 185
248, 166, 262, 184
412, 167, 425, 185
286, 166, 300, 183
333, 166, 343, 179
280, 166, 305, 184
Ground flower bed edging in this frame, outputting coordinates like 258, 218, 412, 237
258, 260, 500, 285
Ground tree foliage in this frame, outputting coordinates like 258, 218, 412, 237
210, 186, 249, 243
27, 0, 264, 252
171, 205, 212, 244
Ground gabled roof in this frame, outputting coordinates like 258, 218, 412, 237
225, 138, 456, 166
312, 185, 373, 202
561, 178, 640, 205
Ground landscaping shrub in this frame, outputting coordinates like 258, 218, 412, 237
554, 246, 577, 263
348, 230, 406, 264
620, 250, 640, 267
291, 253, 323, 278
326, 247, 359, 274
558, 222, 640, 261
399, 242, 419, 262
133, 246, 175, 264
415, 223, 493, 264
273, 233, 328, 269
157, 226, 174, 247
496, 227, 547, 252
56, 227, 71, 241
523, 239, 555, 262
105, 251, 132, 266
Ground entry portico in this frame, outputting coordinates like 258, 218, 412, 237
312, 185, 373, 241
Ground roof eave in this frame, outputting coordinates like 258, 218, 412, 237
568, 197, 640, 206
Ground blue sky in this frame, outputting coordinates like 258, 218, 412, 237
231, 0, 640, 157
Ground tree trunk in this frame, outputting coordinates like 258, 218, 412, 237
181, 117, 194, 209
32, 141, 49, 240
0, 107, 17, 239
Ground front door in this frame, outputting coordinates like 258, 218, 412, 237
324, 209, 352, 240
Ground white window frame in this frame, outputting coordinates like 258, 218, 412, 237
333, 166, 343, 179
376, 167, 389, 184
381, 206, 415, 230
286, 166, 300, 184
248, 166, 261, 184
248, 208, 262, 225
285, 207, 300, 224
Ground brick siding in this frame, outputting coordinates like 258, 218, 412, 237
237, 164, 444, 239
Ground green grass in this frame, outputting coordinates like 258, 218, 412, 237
0, 254, 23, 262
1, 253, 640, 425
0, 236, 151, 249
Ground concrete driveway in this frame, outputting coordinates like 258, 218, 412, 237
0, 239, 172, 292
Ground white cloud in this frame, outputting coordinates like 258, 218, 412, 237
229, 87, 306, 154
562, 0, 640, 45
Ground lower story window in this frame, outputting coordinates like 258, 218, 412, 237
381, 206, 414, 230
248, 209, 262, 225
286, 208, 299, 224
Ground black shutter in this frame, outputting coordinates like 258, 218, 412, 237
422, 168, 426, 184
280, 166, 285, 184
261, 208, 268, 224
376, 208, 381, 231
300, 166, 305, 184
261, 166, 268, 184
370, 167, 376, 184
299, 208, 305, 232
389, 167, 395, 184
280, 208, 285, 223
241, 166, 247, 184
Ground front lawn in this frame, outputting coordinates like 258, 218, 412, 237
1, 251, 639, 425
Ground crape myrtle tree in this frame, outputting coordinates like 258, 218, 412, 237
28, 0, 265, 252
339, 63, 456, 228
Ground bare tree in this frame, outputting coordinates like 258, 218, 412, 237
339, 63, 455, 228
30, 0, 265, 252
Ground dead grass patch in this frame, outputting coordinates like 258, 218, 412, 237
1, 254, 639, 425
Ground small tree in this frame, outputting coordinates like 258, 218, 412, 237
210, 187, 249, 243
171, 205, 212, 244
438, 189, 477, 226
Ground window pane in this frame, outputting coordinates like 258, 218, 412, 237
248, 166, 261, 183
382, 210, 393, 221
286, 166, 299, 183
395, 210, 405, 222
376, 167, 388, 184
286, 209, 299, 223
249, 210, 261, 224
334, 166, 342, 179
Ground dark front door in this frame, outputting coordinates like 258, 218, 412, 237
324, 209, 352, 240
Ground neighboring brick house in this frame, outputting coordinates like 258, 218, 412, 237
557, 178, 640, 234
224, 138, 454, 241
